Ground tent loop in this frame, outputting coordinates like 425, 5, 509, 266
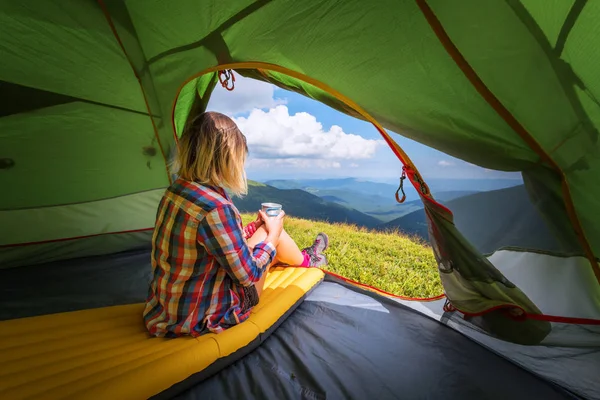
396, 165, 431, 203
412, 168, 429, 196
218, 69, 236, 91
395, 168, 407, 203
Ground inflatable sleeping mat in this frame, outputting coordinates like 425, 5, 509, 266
0, 266, 324, 399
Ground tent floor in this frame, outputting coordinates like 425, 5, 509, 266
0, 250, 576, 399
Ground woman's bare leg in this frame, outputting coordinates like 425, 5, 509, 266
247, 226, 304, 296
247, 226, 304, 265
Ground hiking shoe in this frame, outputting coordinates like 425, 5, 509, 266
301, 232, 329, 267
312, 232, 329, 254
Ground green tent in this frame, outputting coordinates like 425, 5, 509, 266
1, 1, 599, 399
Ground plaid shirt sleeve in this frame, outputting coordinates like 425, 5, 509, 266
198, 204, 276, 287
242, 221, 257, 239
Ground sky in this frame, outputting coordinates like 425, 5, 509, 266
205, 74, 521, 184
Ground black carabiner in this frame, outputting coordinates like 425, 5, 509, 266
395, 169, 406, 203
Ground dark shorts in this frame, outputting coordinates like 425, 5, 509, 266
241, 285, 260, 313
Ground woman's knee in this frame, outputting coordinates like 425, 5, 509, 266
247, 226, 268, 247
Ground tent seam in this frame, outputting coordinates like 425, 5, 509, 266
97, 0, 172, 185
0, 187, 168, 212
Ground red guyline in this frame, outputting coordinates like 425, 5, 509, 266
325, 270, 600, 325
323, 269, 447, 302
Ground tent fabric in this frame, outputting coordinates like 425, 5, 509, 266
0, 188, 162, 269
432, 0, 600, 253
0, 265, 324, 399
1, 189, 162, 244
178, 281, 578, 400
0, 230, 154, 271
2, 0, 596, 248
487, 250, 600, 321
0, 248, 154, 321
442, 312, 600, 400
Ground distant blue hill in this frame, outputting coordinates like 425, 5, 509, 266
381, 185, 561, 254
264, 178, 483, 222
264, 177, 521, 202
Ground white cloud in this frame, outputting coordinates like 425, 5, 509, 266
205, 75, 388, 176
206, 75, 286, 115
235, 106, 383, 165
437, 160, 455, 167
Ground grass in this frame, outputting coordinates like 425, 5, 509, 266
241, 214, 442, 298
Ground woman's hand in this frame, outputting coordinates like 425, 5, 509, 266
258, 210, 285, 245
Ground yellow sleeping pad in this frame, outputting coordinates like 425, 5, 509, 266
0, 267, 324, 400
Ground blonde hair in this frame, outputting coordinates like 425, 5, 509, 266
173, 111, 248, 196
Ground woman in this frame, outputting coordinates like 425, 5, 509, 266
143, 111, 329, 337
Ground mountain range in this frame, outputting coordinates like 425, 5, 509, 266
233, 181, 380, 228
382, 184, 561, 254
237, 178, 560, 255
264, 178, 511, 222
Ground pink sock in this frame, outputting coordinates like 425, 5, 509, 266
300, 250, 311, 267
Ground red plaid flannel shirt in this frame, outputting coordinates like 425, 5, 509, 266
143, 179, 276, 337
